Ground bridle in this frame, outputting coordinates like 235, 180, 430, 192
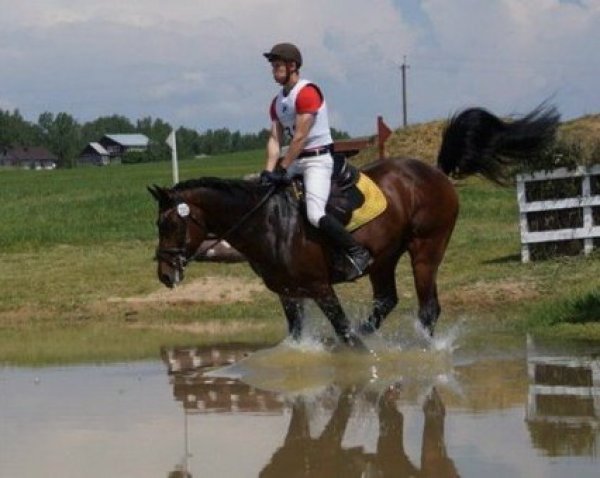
154, 209, 205, 270
155, 185, 276, 272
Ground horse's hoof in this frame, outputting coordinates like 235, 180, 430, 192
342, 332, 371, 353
417, 320, 435, 339
358, 321, 377, 336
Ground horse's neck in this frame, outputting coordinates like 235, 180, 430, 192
194, 187, 258, 233
196, 188, 300, 261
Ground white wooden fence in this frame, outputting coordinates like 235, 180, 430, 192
516, 164, 600, 263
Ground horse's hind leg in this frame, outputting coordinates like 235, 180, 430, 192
313, 289, 367, 350
359, 258, 400, 335
408, 237, 446, 336
279, 296, 305, 341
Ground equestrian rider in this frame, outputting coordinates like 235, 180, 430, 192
261, 42, 372, 280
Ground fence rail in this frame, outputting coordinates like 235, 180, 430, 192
516, 164, 600, 263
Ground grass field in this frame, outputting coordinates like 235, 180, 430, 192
0, 150, 264, 251
0, 149, 598, 365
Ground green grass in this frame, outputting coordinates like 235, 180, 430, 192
0, 150, 264, 251
524, 290, 600, 328
1, 152, 599, 365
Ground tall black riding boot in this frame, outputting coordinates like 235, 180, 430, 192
318, 215, 373, 281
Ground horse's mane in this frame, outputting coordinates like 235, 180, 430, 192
173, 177, 268, 199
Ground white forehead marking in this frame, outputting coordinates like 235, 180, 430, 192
176, 203, 190, 217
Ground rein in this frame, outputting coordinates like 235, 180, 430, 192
157, 184, 276, 267
186, 184, 276, 262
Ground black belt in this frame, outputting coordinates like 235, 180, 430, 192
297, 144, 333, 158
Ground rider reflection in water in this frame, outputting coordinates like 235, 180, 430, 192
261, 42, 372, 281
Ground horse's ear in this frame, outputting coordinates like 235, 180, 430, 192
148, 184, 170, 203
147, 185, 161, 201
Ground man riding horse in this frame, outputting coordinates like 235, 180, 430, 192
261, 42, 372, 281
150, 42, 558, 347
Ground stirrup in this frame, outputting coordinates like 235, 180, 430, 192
345, 250, 372, 280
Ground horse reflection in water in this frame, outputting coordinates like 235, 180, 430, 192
260, 387, 458, 478
162, 345, 459, 477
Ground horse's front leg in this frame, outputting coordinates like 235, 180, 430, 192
279, 296, 305, 341
408, 237, 444, 337
313, 289, 367, 350
359, 261, 399, 335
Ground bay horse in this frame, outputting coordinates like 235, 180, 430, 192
149, 105, 559, 349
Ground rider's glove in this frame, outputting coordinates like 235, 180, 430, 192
260, 169, 291, 187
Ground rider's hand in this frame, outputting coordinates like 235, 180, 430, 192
260, 169, 291, 187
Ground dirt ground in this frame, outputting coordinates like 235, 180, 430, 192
109, 275, 540, 310
108, 275, 267, 305
441, 279, 540, 309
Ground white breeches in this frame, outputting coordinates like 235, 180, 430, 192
286, 153, 333, 227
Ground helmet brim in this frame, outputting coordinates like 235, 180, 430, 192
263, 53, 280, 62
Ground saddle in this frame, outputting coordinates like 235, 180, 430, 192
292, 155, 387, 231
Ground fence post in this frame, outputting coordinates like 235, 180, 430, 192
582, 171, 593, 256
516, 175, 530, 263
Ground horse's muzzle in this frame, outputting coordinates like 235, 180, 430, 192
155, 248, 186, 288
158, 266, 184, 288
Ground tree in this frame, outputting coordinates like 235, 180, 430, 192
81, 115, 135, 144
176, 126, 201, 158
0, 105, 351, 164
0, 109, 42, 149
331, 127, 350, 140
136, 116, 172, 141
135, 116, 172, 162
211, 128, 232, 154
38, 112, 81, 168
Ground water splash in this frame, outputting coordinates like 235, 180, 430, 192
427, 320, 465, 353
281, 334, 329, 353
205, 311, 470, 400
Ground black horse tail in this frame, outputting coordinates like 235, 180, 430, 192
437, 104, 560, 184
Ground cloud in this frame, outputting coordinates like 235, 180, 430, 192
409, 0, 600, 119
0, 0, 598, 134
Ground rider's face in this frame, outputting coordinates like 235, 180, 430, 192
271, 60, 295, 85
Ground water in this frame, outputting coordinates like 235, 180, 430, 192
1, 334, 599, 477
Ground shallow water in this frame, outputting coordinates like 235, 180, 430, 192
1, 333, 599, 477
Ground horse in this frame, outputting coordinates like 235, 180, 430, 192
149, 104, 559, 349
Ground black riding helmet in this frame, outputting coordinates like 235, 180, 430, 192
263, 43, 302, 69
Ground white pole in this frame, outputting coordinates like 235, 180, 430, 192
170, 130, 179, 185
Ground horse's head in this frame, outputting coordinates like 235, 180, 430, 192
148, 185, 208, 288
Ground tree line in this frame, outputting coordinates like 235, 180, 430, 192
0, 109, 350, 168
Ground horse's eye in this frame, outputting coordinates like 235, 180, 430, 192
158, 219, 175, 234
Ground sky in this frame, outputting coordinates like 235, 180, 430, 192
0, 0, 598, 136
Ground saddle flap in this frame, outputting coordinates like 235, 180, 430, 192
289, 155, 387, 231
332, 154, 360, 190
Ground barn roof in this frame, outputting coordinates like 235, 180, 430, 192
1, 146, 57, 161
88, 142, 109, 155
103, 134, 149, 147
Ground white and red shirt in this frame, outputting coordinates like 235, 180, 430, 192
269, 79, 333, 150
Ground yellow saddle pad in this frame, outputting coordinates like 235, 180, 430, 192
346, 172, 387, 231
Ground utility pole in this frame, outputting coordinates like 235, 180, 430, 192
400, 56, 409, 127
